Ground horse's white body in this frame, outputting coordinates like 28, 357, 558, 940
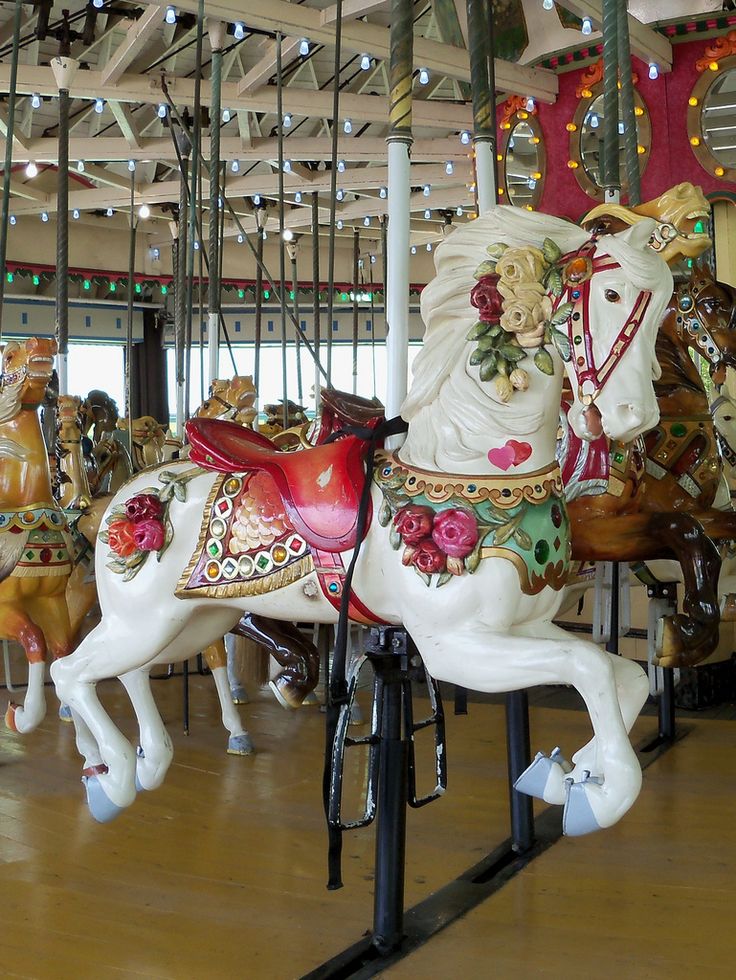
51, 207, 674, 832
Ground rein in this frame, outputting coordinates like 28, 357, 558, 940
322, 412, 409, 890
674, 280, 724, 365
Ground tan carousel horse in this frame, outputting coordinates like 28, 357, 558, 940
0, 338, 78, 733
195, 376, 258, 427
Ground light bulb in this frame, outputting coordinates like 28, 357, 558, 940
418, 67, 429, 85
542, 0, 554, 9
165, 6, 177, 25
261, 228, 267, 240
9, 215, 16, 225
460, 130, 471, 145
94, 98, 105, 114
31, 93, 41, 109
294, 191, 302, 203
363, 216, 370, 226
371, 254, 376, 264
231, 159, 240, 173
456, 206, 463, 216
92, 0, 103, 7
222, 108, 231, 123
237, 233, 244, 243
283, 159, 291, 172
336, 189, 344, 201
150, 247, 160, 259
379, 186, 387, 199
41, 211, 49, 222
128, 159, 136, 172
411, 245, 417, 254
233, 22, 245, 41
525, 97, 535, 111
648, 63, 659, 80
445, 161, 453, 175
590, 112, 599, 128
25, 161, 38, 178
77, 160, 85, 173
193, 240, 200, 250
337, 159, 345, 172
424, 208, 431, 219
337, 219, 344, 230
343, 118, 352, 134
581, 16, 592, 35
106, 207, 114, 217
138, 204, 151, 219
423, 184, 431, 197
157, 103, 167, 118
299, 38, 309, 56
282, 229, 294, 241
253, 194, 261, 205
618, 121, 625, 135
283, 113, 292, 128
72, 209, 80, 219
360, 53, 371, 71
426, 242, 432, 252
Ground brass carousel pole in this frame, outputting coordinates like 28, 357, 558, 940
466, 0, 496, 212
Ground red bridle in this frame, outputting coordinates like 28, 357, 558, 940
554, 240, 653, 406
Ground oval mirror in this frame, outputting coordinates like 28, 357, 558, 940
502, 114, 545, 209
688, 57, 736, 180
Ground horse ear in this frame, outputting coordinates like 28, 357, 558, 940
117, 418, 129, 431
614, 216, 657, 251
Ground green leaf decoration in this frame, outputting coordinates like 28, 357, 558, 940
545, 269, 563, 298
550, 327, 572, 363
496, 357, 509, 377
159, 484, 174, 503
486, 242, 508, 259
465, 547, 482, 573
488, 323, 503, 338
466, 320, 492, 341
173, 482, 187, 502
513, 527, 533, 551
378, 497, 392, 527
543, 323, 552, 344
476, 333, 500, 352
389, 524, 401, 550
473, 260, 497, 279
436, 572, 453, 588
414, 568, 431, 587
534, 348, 555, 376
470, 348, 487, 366
542, 238, 562, 264
499, 344, 528, 362
98, 530, 109, 544
479, 353, 498, 381
551, 302, 575, 326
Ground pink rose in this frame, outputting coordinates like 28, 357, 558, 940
124, 493, 163, 522
132, 518, 166, 552
411, 539, 446, 575
470, 274, 503, 323
108, 519, 137, 557
394, 505, 435, 545
431, 508, 479, 558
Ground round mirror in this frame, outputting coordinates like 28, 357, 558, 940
568, 81, 651, 201
502, 114, 545, 209
688, 56, 736, 180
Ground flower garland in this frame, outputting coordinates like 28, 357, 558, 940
100, 469, 200, 581
467, 236, 582, 401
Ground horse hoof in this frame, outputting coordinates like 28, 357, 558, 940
301, 691, 321, 707
230, 685, 249, 705
58, 704, 73, 722
268, 679, 300, 710
514, 750, 567, 803
5, 702, 19, 733
227, 733, 255, 756
563, 778, 603, 837
82, 775, 125, 823
721, 594, 736, 623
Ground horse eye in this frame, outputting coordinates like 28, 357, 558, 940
604, 289, 620, 303
724, 415, 733, 422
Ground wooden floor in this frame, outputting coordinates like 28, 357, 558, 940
1, 666, 735, 979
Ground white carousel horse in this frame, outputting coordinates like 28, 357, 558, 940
50, 206, 673, 832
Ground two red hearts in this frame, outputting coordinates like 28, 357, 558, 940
487, 439, 532, 471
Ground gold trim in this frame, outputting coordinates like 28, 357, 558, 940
688, 55, 736, 183
500, 111, 546, 211
175, 554, 314, 599
480, 548, 569, 595
176, 475, 225, 594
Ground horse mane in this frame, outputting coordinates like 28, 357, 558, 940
0, 379, 29, 460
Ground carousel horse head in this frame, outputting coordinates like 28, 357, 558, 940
403, 206, 673, 460
81, 388, 120, 443
668, 265, 736, 380
195, 375, 257, 423
57, 393, 83, 426
583, 182, 712, 265
0, 337, 57, 411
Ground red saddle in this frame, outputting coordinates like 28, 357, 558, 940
186, 417, 372, 551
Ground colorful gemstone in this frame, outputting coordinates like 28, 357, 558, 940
614, 451, 625, 464
210, 518, 227, 538
534, 539, 550, 564
272, 544, 288, 563
205, 561, 220, 580
551, 504, 563, 528
256, 554, 270, 570
329, 581, 339, 593
224, 477, 241, 496
670, 422, 687, 437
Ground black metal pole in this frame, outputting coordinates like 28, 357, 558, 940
505, 689, 534, 853
276, 33, 288, 429
312, 191, 321, 413
352, 229, 360, 394
290, 244, 303, 404
606, 561, 621, 656
254, 221, 264, 425
0, 0, 22, 338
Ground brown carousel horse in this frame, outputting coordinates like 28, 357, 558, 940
195, 376, 258, 427
0, 338, 78, 733
559, 263, 736, 668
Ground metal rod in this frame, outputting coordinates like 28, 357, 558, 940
606, 561, 620, 656
325, 0, 344, 387
466, 0, 496, 212
253, 222, 264, 427
175, 143, 189, 434
312, 191, 322, 414
659, 666, 676, 742
385, 0, 414, 424
617, 0, 641, 206
505, 689, 534, 853
352, 229, 360, 394
290, 245, 303, 404
125, 173, 136, 460
184, 0, 205, 421
277, 32, 288, 429
207, 26, 223, 384
55, 86, 70, 394
602, 0, 621, 202
0, 0, 23, 338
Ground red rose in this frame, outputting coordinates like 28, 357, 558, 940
124, 493, 163, 522
411, 539, 446, 575
132, 518, 166, 552
108, 519, 137, 557
431, 508, 479, 558
470, 274, 503, 323
394, 505, 435, 545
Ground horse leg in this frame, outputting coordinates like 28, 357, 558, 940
1, 605, 48, 734
224, 632, 249, 704
405, 614, 645, 834
232, 614, 320, 708
26, 591, 76, 721
648, 513, 721, 668
118, 667, 174, 791
202, 638, 254, 755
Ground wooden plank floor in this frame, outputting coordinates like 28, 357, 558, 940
0, 667, 734, 979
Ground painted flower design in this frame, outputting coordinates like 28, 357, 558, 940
132, 517, 166, 552
124, 493, 163, 522
394, 504, 435, 545
107, 519, 137, 558
230, 471, 292, 553
410, 539, 446, 575
431, 508, 479, 558
495, 246, 546, 285
470, 274, 503, 323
